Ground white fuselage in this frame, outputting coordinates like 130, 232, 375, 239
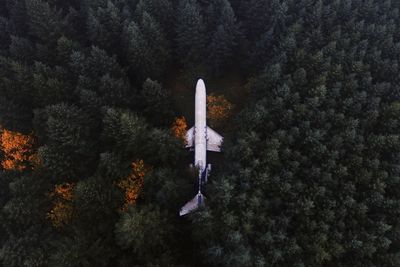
179, 79, 223, 216
194, 79, 207, 171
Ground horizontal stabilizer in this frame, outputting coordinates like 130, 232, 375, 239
185, 126, 194, 148
179, 193, 205, 216
207, 126, 223, 152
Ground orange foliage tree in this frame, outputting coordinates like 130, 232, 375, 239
171, 116, 188, 145
0, 128, 35, 170
207, 94, 234, 126
47, 182, 75, 228
117, 160, 150, 211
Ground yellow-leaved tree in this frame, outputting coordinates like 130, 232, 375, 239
117, 160, 150, 211
0, 128, 35, 170
207, 94, 234, 127
171, 116, 188, 145
47, 182, 75, 228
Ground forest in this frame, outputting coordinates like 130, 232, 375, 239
0, 0, 400, 266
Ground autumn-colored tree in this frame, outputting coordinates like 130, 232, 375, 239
0, 128, 35, 170
118, 160, 150, 211
206, 93, 234, 126
171, 116, 187, 144
47, 182, 75, 228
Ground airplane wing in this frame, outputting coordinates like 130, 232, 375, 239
185, 126, 194, 148
206, 126, 223, 152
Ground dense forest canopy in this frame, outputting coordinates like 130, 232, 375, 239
1, 0, 400, 266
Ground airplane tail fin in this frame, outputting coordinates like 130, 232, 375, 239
179, 192, 205, 216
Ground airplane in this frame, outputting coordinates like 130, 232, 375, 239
179, 79, 223, 216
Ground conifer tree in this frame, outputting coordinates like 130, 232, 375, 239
0, 0, 400, 266
205, 0, 240, 75
141, 78, 174, 126
123, 12, 171, 81
175, 0, 206, 69
133, 0, 173, 36
6, 0, 28, 36
86, 0, 123, 55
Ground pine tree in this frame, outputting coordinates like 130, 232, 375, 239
0, 17, 10, 52
9, 35, 34, 63
141, 78, 174, 126
115, 205, 177, 265
86, 1, 123, 55
0, 57, 34, 131
6, 0, 28, 36
25, 0, 63, 62
1, 0, 400, 266
133, 0, 174, 36
123, 12, 171, 81
192, 1, 400, 266
175, 0, 206, 69
36, 103, 96, 181
205, 0, 240, 75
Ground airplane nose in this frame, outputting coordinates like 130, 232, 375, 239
196, 79, 206, 95
196, 79, 205, 88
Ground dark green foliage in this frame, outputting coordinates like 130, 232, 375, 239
123, 12, 171, 81
0, 17, 10, 53
32, 62, 72, 106
0, 57, 33, 131
175, 0, 206, 71
192, 1, 400, 266
36, 103, 95, 181
86, 1, 123, 55
140, 78, 174, 126
115, 205, 177, 266
101, 108, 148, 156
25, 0, 62, 43
133, 0, 174, 36
204, 0, 240, 76
6, 0, 28, 36
9, 35, 35, 63
1, 0, 400, 266
49, 234, 114, 267
56, 36, 80, 64
71, 46, 135, 108
1, 226, 51, 267
0, 171, 52, 267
